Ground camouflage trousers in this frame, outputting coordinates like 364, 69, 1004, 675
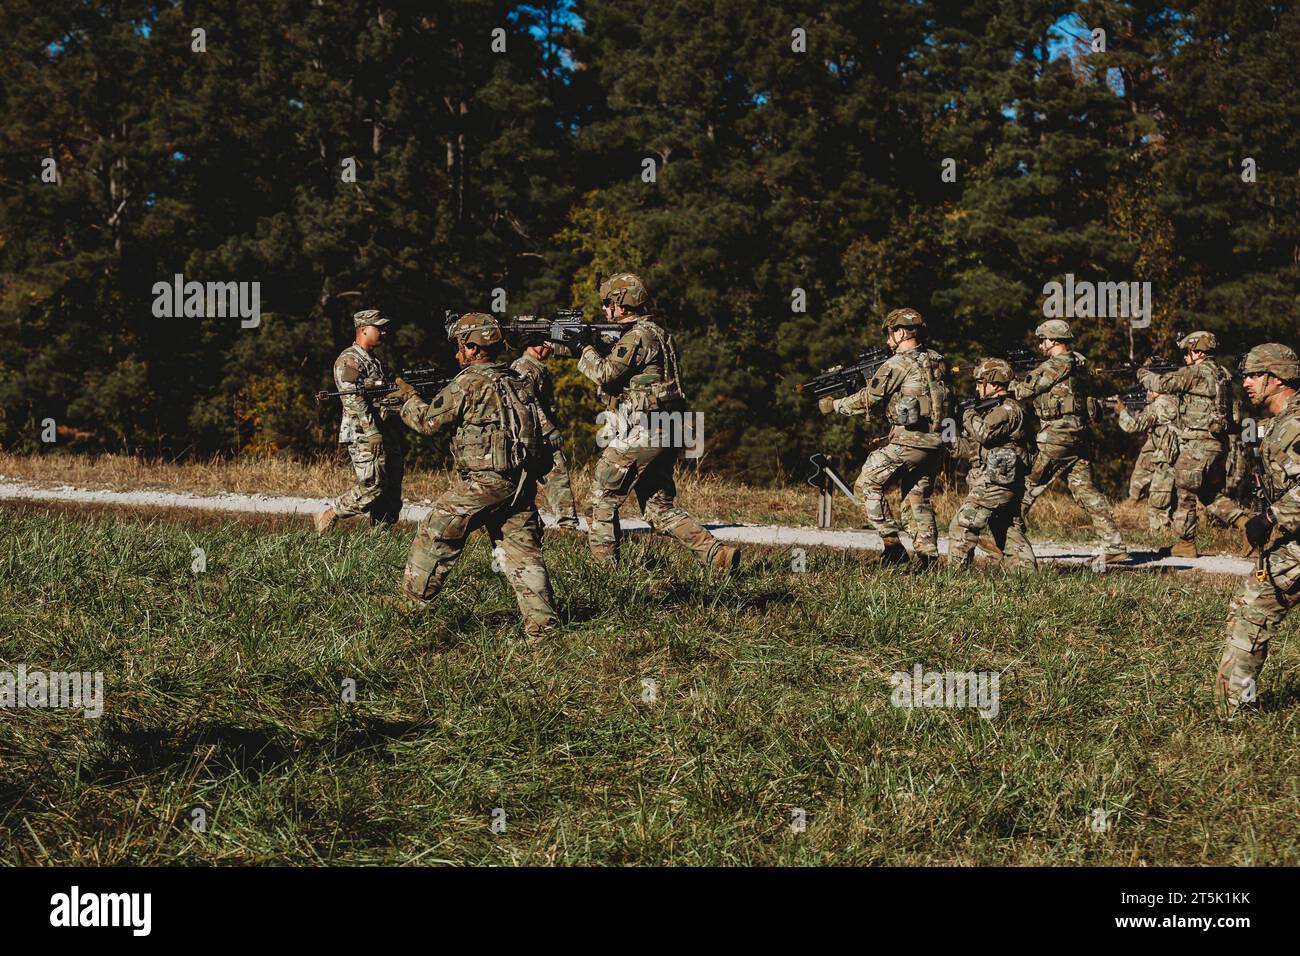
402, 470, 556, 637
1128, 445, 1155, 500
1218, 537, 1300, 710
1021, 444, 1123, 552
538, 448, 579, 526
1146, 464, 1177, 534
334, 428, 404, 525
1171, 438, 1243, 541
852, 442, 939, 557
588, 441, 721, 564
948, 475, 1036, 571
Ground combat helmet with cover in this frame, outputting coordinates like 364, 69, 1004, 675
1034, 319, 1073, 341
1178, 331, 1219, 352
973, 357, 1014, 385
599, 272, 649, 309
1239, 343, 1300, 383
447, 312, 503, 348
883, 307, 925, 332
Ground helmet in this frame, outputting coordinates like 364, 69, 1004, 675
1239, 343, 1300, 382
1035, 319, 1073, 341
973, 357, 1014, 385
1178, 331, 1218, 352
882, 308, 925, 331
599, 272, 649, 309
447, 312, 503, 347
353, 309, 389, 328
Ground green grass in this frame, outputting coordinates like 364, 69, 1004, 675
1, 504, 1297, 865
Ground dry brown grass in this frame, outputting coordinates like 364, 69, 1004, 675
1, 450, 1247, 554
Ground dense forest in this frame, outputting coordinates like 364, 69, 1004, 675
3, 1, 1297, 486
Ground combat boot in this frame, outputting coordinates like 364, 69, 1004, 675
709, 544, 741, 574
1101, 548, 1132, 564
879, 535, 910, 566
379, 591, 430, 615
1170, 539, 1199, 558
315, 506, 338, 534
913, 552, 940, 571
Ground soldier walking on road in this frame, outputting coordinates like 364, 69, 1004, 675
316, 309, 405, 533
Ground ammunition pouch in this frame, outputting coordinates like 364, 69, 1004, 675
985, 446, 1020, 487
888, 394, 931, 429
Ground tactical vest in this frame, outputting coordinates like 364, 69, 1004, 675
452, 365, 545, 473
1177, 362, 1232, 438
1260, 396, 1300, 504
620, 318, 686, 414
977, 397, 1031, 485
1031, 353, 1095, 421
886, 348, 950, 433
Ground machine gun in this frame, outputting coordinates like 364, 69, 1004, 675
796, 347, 891, 401
1095, 356, 1180, 377
315, 365, 454, 403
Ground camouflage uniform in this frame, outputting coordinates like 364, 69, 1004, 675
332, 328, 404, 526
578, 314, 726, 566
947, 365, 1036, 571
1117, 394, 1180, 534
1137, 338, 1240, 543
512, 351, 579, 527
830, 312, 949, 562
396, 317, 558, 637
1012, 336, 1125, 557
1127, 435, 1157, 500
1217, 344, 1300, 711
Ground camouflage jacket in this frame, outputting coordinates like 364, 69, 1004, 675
512, 352, 558, 419
955, 395, 1032, 476
831, 345, 950, 450
1137, 360, 1232, 442
1010, 352, 1094, 447
1117, 393, 1180, 466
578, 316, 685, 413
400, 361, 560, 474
1257, 392, 1300, 537
334, 344, 387, 444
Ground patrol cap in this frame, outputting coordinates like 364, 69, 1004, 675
1178, 331, 1218, 352
883, 308, 925, 331
1239, 343, 1300, 382
1035, 319, 1072, 340
353, 309, 389, 328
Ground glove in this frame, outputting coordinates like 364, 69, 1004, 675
1245, 512, 1275, 550
390, 376, 418, 403
818, 397, 836, 416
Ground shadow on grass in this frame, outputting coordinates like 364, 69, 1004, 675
92, 715, 439, 782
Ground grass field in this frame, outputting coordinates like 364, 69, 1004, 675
2, 501, 1296, 866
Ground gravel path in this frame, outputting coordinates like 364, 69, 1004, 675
0, 479, 1254, 576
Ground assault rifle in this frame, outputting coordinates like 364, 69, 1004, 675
1244, 435, 1273, 583
1095, 356, 1180, 376
951, 348, 1040, 378
503, 309, 625, 349
796, 346, 891, 400
315, 365, 454, 403
1104, 384, 1151, 414
956, 394, 1006, 415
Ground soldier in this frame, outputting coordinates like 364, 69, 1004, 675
947, 359, 1037, 572
385, 313, 558, 639
819, 307, 949, 567
316, 309, 404, 533
1114, 389, 1180, 536
1216, 344, 1300, 714
512, 340, 581, 530
1012, 320, 1129, 563
1137, 331, 1241, 557
575, 272, 740, 571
